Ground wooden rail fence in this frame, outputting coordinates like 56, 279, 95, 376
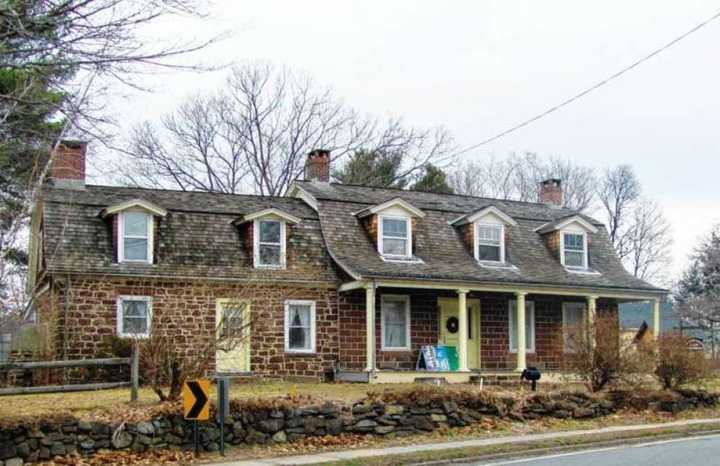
0, 346, 140, 400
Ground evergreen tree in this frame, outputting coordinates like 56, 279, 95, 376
411, 164, 453, 194
333, 149, 408, 188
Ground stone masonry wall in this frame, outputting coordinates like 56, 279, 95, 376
37, 276, 340, 380
1, 388, 715, 464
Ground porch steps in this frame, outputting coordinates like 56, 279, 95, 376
470, 373, 520, 387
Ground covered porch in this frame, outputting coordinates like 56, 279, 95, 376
335, 279, 663, 384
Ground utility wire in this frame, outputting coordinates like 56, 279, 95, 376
449, 8, 720, 159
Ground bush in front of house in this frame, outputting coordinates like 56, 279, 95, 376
563, 314, 654, 392
654, 332, 712, 390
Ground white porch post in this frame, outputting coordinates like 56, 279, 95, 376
653, 298, 661, 339
515, 292, 527, 372
457, 289, 469, 372
365, 285, 376, 372
587, 295, 597, 346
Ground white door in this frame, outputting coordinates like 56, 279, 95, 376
216, 299, 250, 373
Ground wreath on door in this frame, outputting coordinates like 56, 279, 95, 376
445, 316, 459, 334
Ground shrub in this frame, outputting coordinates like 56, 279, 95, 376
97, 335, 133, 358
654, 332, 712, 390
564, 313, 653, 392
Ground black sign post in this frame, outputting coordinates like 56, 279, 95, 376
217, 377, 230, 456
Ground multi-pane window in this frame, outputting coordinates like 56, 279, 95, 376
121, 211, 151, 262
563, 302, 586, 353
117, 296, 151, 337
381, 295, 411, 350
508, 300, 535, 353
220, 302, 247, 340
284, 301, 315, 353
256, 219, 284, 267
476, 223, 503, 262
563, 232, 586, 268
380, 216, 411, 258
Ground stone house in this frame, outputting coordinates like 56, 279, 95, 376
26, 142, 666, 382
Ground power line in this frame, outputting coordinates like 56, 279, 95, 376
449, 8, 720, 159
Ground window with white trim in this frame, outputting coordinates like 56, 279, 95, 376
508, 300, 535, 353
562, 302, 586, 353
562, 232, 587, 269
381, 295, 411, 350
117, 296, 151, 338
119, 211, 153, 263
254, 219, 285, 268
379, 216, 411, 258
284, 300, 316, 353
476, 223, 504, 262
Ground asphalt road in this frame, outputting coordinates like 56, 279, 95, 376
471, 434, 720, 466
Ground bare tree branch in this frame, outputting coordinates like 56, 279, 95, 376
122, 62, 455, 195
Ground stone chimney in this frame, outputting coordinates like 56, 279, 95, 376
304, 149, 330, 182
539, 178, 562, 206
50, 140, 87, 189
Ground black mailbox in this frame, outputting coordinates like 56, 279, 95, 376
521, 366, 542, 391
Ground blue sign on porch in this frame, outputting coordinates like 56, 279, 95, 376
436, 345, 459, 371
417, 345, 459, 371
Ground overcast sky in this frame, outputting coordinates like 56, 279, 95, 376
95, 0, 720, 281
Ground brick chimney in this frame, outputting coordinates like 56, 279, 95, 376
539, 178, 562, 206
305, 149, 330, 182
50, 140, 87, 189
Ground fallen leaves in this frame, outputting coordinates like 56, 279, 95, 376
33, 449, 194, 465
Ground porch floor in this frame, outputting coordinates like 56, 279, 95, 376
335, 369, 571, 385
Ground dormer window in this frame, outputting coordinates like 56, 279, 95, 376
120, 211, 153, 263
476, 223, 504, 262
232, 207, 301, 270
255, 219, 285, 268
353, 197, 424, 262
379, 216, 411, 258
450, 206, 516, 267
536, 215, 598, 273
101, 198, 167, 265
562, 232, 587, 269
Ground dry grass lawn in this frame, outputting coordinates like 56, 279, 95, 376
0, 381, 419, 420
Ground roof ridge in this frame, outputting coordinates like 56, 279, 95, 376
297, 180, 579, 210
59, 184, 296, 201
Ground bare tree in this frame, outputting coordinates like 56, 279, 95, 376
624, 199, 672, 283
450, 152, 596, 211
597, 165, 641, 258
2, 0, 225, 315
124, 62, 455, 195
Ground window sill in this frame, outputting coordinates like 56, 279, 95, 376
254, 264, 287, 270
381, 347, 412, 352
285, 350, 316, 355
564, 267, 601, 276
118, 333, 149, 339
477, 261, 518, 271
508, 350, 536, 354
380, 256, 424, 264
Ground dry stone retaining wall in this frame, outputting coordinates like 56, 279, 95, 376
0, 389, 716, 465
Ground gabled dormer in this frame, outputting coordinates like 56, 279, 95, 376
450, 206, 517, 266
100, 199, 168, 264
354, 198, 425, 261
536, 215, 599, 272
232, 208, 301, 269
